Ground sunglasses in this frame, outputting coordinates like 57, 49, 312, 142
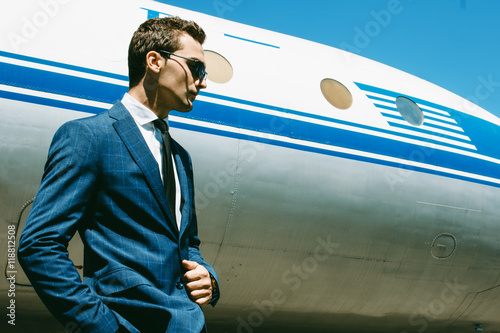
158, 50, 207, 82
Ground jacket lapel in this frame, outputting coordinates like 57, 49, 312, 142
109, 102, 179, 235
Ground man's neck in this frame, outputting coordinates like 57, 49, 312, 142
128, 86, 169, 119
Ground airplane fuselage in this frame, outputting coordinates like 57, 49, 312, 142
1, 1, 500, 332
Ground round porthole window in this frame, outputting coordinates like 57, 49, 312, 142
320, 78, 353, 110
204, 50, 233, 84
395, 96, 424, 126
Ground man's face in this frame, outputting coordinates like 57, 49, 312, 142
156, 34, 207, 116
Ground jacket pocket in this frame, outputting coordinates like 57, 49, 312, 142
94, 267, 152, 296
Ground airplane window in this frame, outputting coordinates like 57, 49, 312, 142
204, 50, 233, 83
395, 96, 424, 126
320, 78, 353, 110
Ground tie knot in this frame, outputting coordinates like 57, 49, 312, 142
153, 119, 168, 133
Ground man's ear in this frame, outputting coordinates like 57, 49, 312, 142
142, 51, 163, 91
145, 51, 163, 74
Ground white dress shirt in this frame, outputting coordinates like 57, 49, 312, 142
121, 93, 182, 230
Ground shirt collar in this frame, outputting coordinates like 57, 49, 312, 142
121, 93, 167, 126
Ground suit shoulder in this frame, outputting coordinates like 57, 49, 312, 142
56, 101, 126, 135
62, 110, 111, 128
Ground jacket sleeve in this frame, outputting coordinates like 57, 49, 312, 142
184, 155, 220, 307
18, 120, 120, 333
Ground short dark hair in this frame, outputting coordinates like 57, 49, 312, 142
128, 16, 206, 88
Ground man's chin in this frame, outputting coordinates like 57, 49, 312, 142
174, 100, 194, 113
176, 107, 193, 113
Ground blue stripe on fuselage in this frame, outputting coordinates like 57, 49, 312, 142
0, 89, 106, 114
173, 119, 499, 188
0, 61, 127, 104
183, 100, 500, 182
1, 52, 500, 187
0, 50, 128, 81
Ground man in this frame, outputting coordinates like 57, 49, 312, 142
18, 16, 219, 333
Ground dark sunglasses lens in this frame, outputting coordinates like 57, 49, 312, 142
196, 64, 205, 80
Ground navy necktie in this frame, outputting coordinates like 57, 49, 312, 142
153, 119, 176, 221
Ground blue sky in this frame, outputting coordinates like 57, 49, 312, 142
160, 0, 500, 118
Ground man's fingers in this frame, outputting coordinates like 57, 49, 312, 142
181, 260, 213, 306
187, 286, 212, 298
195, 296, 212, 306
182, 259, 199, 271
187, 288, 212, 306
182, 261, 209, 283
184, 278, 211, 292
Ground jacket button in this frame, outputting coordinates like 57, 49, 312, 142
176, 281, 184, 289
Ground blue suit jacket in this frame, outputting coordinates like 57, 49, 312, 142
18, 101, 219, 333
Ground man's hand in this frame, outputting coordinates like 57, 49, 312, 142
182, 260, 213, 306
